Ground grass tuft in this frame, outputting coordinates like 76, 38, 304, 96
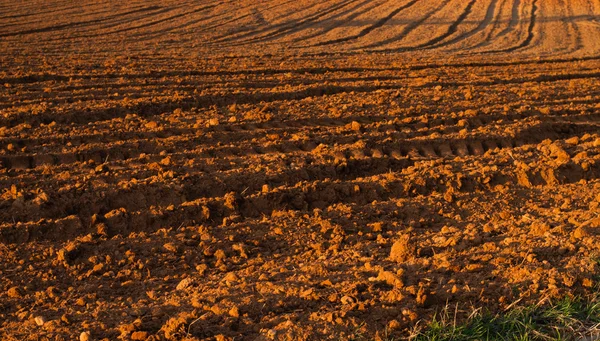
410, 293, 600, 341
410, 255, 600, 341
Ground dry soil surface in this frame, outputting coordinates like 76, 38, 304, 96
1, 1, 600, 340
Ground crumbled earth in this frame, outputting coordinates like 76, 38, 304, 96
1, 1, 600, 340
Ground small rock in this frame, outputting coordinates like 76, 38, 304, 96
572, 226, 591, 239
16, 311, 28, 320
196, 264, 208, 275
402, 308, 418, 321
539, 107, 551, 115
350, 121, 362, 132
159, 156, 171, 166
340, 295, 355, 305
163, 243, 178, 253
387, 319, 401, 330
34, 316, 46, 326
214, 249, 226, 260
565, 137, 579, 145
33, 191, 50, 206
375, 270, 404, 288
176, 278, 194, 291
229, 306, 240, 318
119, 322, 136, 336
372, 222, 383, 232
130, 308, 146, 319
548, 143, 570, 163
96, 223, 108, 236
80, 331, 91, 341
144, 121, 158, 129
94, 164, 109, 173
416, 286, 433, 307
92, 263, 105, 274
530, 222, 550, 236
146, 291, 157, 300
389, 234, 416, 263
223, 272, 239, 283
7, 286, 22, 298
131, 331, 148, 340
443, 188, 454, 203
211, 304, 225, 315
57, 242, 80, 264
223, 192, 240, 211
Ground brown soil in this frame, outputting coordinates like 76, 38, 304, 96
1, 1, 600, 340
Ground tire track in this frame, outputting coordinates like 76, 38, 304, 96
99, 3, 219, 38
476, 0, 523, 50
216, 0, 363, 45
479, 0, 539, 53
472, 0, 510, 50
500, 0, 538, 52
414, 0, 478, 49
191, 0, 298, 36
209, 0, 333, 43
3, 2, 122, 29
309, 0, 421, 47
74, 1, 206, 38
32, 2, 223, 43
359, 0, 453, 50
433, 0, 500, 50
132, 0, 246, 35
562, 0, 584, 53
0, 5, 166, 38
0, 0, 76, 21
133, 0, 227, 37
2, 115, 598, 220
4, 118, 599, 244
5, 68, 600, 129
3, 106, 598, 172
57, 3, 218, 40
291, 0, 388, 44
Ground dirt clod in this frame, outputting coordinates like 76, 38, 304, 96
79, 331, 91, 341
7, 287, 22, 298
389, 234, 416, 263
176, 278, 194, 291
34, 316, 46, 327
130, 331, 148, 340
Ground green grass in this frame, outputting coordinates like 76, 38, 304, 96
409, 292, 600, 341
409, 255, 600, 341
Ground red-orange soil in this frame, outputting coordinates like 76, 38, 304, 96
1, 1, 600, 340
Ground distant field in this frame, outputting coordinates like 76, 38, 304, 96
2, 0, 600, 57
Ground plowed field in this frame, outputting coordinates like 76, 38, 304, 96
1, 1, 600, 340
